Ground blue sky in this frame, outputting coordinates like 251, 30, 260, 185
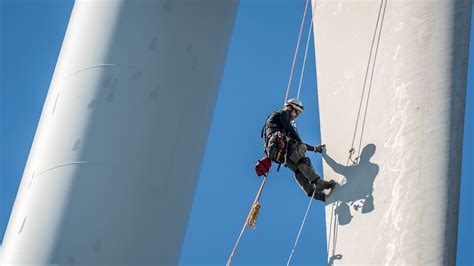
0, 1, 472, 265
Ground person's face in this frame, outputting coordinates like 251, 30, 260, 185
290, 109, 300, 120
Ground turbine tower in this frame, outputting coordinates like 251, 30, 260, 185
0, 0, 238, 264
313, 0, 471, 264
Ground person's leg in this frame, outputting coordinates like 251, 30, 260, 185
291, 169, 326, 202
287, 158, 312, 194
287, 152, 326, 201
287, 143, 320, 183
293, 170, 314, 196
319, 179, 337, 190
287, 142, 336, 194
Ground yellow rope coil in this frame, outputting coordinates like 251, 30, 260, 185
227, 176, 266, 265
246, 202, 261, 230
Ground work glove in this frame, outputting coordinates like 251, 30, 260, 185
314, 144, 326, 153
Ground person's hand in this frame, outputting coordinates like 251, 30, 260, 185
314, 144, 326, 153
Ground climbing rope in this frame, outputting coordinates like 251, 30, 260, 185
286, 1, 320, 264
284, 0, 310, 104
286, 189, 316, 265
296, 9, 314, 100
227, 174, 267, 266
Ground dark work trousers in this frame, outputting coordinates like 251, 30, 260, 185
285, 141, 321, 196
265, 132, 320, 196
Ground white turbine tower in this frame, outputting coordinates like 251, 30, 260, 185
0, 0, 238, 264
313, 0, 471, 264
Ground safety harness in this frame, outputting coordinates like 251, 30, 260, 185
260, 114, 289, 171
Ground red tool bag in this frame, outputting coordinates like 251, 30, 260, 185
255, 156, 272, 177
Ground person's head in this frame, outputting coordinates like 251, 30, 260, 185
284, 98, 304, 120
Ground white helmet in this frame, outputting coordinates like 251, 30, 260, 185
285, 98, 304, 113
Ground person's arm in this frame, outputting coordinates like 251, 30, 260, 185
304, 144, 315, 151
279, 111, 302, 142
304, 144, 325, 153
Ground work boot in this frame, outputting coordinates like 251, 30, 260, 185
311, 178, 325, 191
313, 179, 336, 191
306, 184, 325, 202
323, 180, 337, 190
313, 190, 326, 202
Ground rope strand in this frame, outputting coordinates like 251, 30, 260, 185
287, 1, 319, 264
296, 8, 315, 100
284, 0, 310, 104
227, 175, 267, 266
286, 189, 316, 265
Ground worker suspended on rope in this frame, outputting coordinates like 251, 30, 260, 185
261, 98, 336, 202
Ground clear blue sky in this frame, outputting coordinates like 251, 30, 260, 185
0, 1, 472, 265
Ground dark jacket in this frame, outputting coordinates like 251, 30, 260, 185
263, 109, 315, 151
